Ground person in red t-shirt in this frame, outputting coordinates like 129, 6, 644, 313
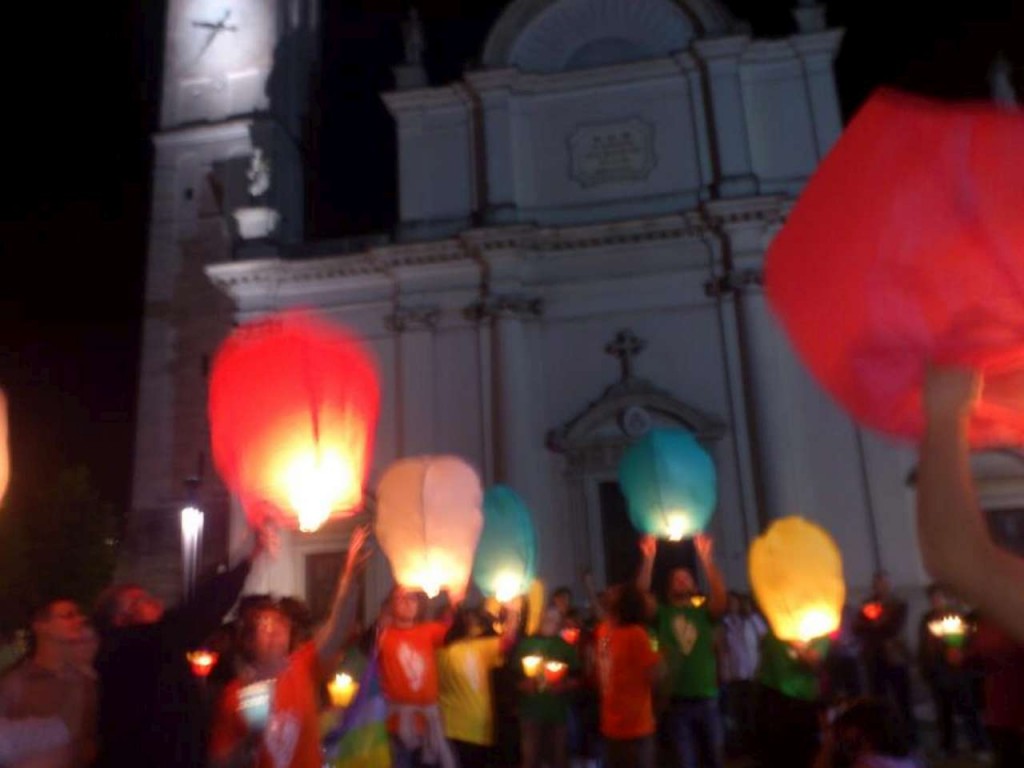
377, 586, 457, 768
965, 615, 1024, 767
595, 582, 665, 768
209, 526, 370, 768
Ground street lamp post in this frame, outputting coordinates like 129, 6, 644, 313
180, 477, 204, 600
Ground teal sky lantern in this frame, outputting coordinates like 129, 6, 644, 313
618, 428, 717, 541
472, 485, 538, 602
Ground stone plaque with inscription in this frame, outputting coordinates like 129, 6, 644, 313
568, 118, 656, 188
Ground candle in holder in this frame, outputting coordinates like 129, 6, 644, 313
327, 672, 358, 709
521, 655, 543, 679
928, 614, 968, 648
862, 601, 883, 621
543, 660, 568, 686
186, 649, 219, 679
689, 595, 706, 608
560, 627, 580, 645
238, 680, 275, 732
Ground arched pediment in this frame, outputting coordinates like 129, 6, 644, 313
482, 0, 740, 74
547, 376, 727, 474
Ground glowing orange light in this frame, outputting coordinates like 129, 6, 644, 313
862, 602, 883, 621
543, 660, 568, 686
521, 655, 543, 678
928, 613, 969, 648
327, 672, 358, 708
560, 627, 580, 645
186, 649, 219, 678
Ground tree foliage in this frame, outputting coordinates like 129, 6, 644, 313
0, 465, 121, 631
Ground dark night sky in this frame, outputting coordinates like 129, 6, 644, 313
0, 0, 1015, 516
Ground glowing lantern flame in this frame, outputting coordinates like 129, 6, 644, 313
186, 649, 218, 678
494, 572, 523, 603
327, 672, 358, 708
543, 660, 568, 685
521, 655, 543, 678
665, 513, 692, 542
929, 614, 968, 648
208, 310, 380, 533
749, 516, 846, 644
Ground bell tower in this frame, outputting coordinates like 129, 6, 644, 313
122, 1, 320, 597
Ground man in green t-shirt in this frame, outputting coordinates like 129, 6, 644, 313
513, 608, 580, 768
754, 631, 829, 768
638, 533, 727, 768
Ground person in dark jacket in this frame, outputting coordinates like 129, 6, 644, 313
917, 584, 987, 758
91, 523, 271, 768
852, 571, 916, 744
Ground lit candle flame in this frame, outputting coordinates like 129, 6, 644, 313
327, 672, 358, 708
186, 649, 219, 678
928, 614, 965, 638
543, 660, 568, 685
521, 655, 543, 678
862, 601, 883, 621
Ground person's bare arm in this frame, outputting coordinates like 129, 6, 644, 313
314, 526, 371, 664
696, 535, 727, 618
917, 365, 1024, 644
637, 535, 658, 616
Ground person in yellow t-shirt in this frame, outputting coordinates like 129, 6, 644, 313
438, 600, 521, 767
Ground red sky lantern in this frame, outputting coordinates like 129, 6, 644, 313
209, 310, 380, 532
765, 88, 1024, 448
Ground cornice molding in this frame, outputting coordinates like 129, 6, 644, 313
206, 200, 789, 295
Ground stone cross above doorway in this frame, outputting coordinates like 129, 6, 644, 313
604, 329, 646, 381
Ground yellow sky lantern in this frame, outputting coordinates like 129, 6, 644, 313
749, 516, 846, 644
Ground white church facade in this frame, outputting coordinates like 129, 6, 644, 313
125, 0, 1024, 620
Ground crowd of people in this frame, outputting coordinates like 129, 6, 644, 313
0, 531, 1019, 768
1, 368, 1024, 768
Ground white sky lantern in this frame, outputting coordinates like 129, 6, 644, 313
375, 455, 484, 601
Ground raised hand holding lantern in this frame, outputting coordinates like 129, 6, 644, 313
472, 485, 538, 602
618, 428, 717, 541
749, 516, 846, 644
208, 310, 380, 533
374, 455, 483, 600
765, 88, 1024, 447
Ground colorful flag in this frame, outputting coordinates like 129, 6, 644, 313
323, 651, 391, 768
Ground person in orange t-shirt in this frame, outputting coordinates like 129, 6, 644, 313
596, 582, 664, 768
377, 586, 456, 768
209, 526, 370, 768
